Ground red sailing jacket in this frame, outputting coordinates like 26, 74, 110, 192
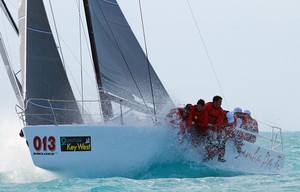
204, 102, 224, 129
166, 107, 187, 133
186, 105, 208, 130
166, 107, 184, 124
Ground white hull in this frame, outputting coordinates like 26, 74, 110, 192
23, 124, 284, 175
204, 141, 284, 174
23, 124, 172, 176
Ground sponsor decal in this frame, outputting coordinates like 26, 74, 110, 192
60, 136, 91, 152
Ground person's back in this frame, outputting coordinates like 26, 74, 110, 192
242, 110, 258, 143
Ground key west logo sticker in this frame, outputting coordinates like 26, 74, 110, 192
60, 136, 91, 152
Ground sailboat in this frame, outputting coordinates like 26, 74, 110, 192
0, 0, 284, 175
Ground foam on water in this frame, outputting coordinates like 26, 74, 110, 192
0, 114, 58, 183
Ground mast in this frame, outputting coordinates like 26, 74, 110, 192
83, 0, 113, 121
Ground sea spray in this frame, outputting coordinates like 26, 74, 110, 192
0, 114, 58, 183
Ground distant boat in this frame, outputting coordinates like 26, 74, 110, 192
0, 0, 284, 175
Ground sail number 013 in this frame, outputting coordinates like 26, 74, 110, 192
33, 136, 56, 151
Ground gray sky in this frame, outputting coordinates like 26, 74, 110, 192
0, 0, 299, 131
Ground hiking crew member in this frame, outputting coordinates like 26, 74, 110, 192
166, 104, 193, 134
241, 110, 259, 143
216, 111, 235, 162
203, 95, 225, 162
204, 96, 224, 128
186, 99, 208, 145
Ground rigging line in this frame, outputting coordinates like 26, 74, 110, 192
77, 0, 84, 114
0, 10, 11, 62
0, 0, 18, 34
2, 0, 17, 10
46, 3, 96, 104
0, 10, 15, 66
256, 119, 278, 129
95, 1, 154, 117
75, 1, 102, 117
58, 2, 95, 84
186, 0, 229, 110
56, 34, 94, 87
138, 0, 157, 121
48, 0, 66, 69
48, 0, 87, 113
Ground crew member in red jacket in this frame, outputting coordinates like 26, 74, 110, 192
204, 95, 224, 129
166, 104, 193, 134
203, 95, 225, 162
186, 99, 208, 145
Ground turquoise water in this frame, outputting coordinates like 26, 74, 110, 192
0, 132, 299, 192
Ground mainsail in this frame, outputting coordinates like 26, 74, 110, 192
19, 0, 82, 125
83, 0, 173, 119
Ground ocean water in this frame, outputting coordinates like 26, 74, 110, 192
0, 129, 299, 191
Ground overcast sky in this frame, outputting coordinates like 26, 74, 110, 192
0, 0, 299, 131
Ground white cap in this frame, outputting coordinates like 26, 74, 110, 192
233, 107, 242, 113
226, 112, 234, 123
243, 110, 251, 115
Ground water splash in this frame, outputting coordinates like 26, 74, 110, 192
0, 114, 58, 183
